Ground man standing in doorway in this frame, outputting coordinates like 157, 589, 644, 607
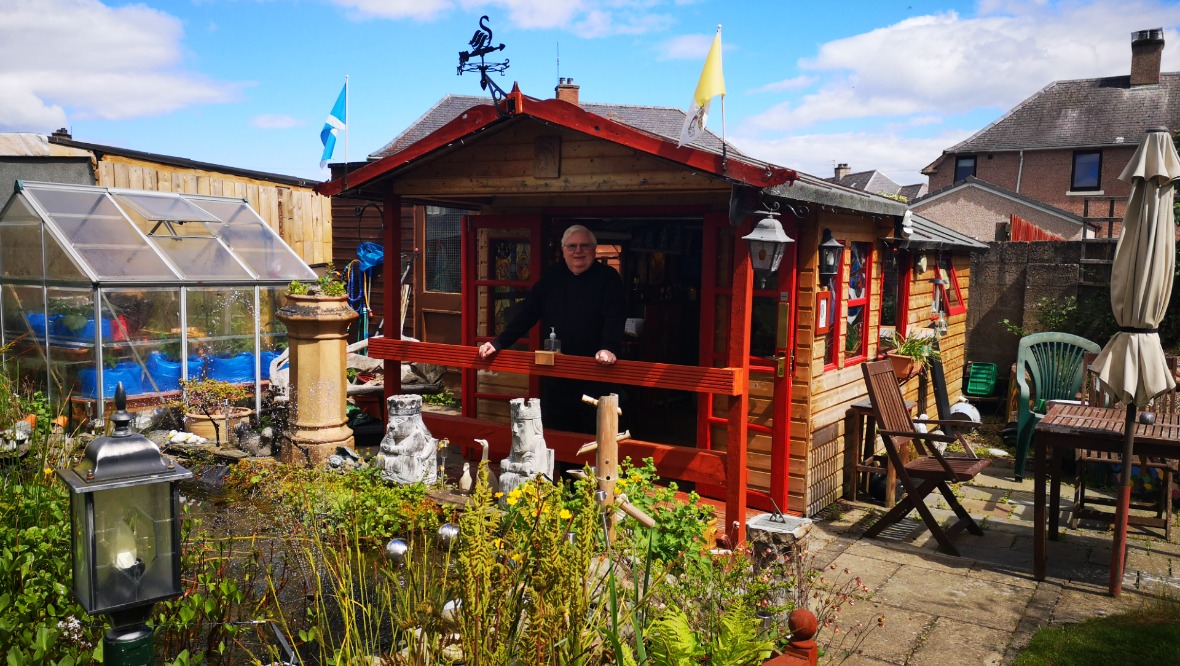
478, 224, 626, 432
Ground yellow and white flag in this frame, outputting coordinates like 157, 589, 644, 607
678, 25, 725, 148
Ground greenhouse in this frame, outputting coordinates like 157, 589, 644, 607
0, 181, 317, 421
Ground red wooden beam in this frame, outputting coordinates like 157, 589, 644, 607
315, 96, 798, 198
383, 192, 401, 400
368, 338, 745, 396
420, 411, 728, 487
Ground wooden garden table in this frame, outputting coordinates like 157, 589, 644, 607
1032, 403, 1180, 593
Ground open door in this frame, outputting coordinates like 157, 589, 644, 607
461, 215, 543, 419
697, 212, 798, 513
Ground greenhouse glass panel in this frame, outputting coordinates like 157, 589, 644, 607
101, 289, 185, 395
191, 199, 315, 281
188, 287, 259, 384
0, 202, 43, 278
44, 287, 96, 403
112, 192, 220, 223
259, 287, 288, 379
2, 284, 47, 346
43, 230, 87, 282
153, 237, 253, 280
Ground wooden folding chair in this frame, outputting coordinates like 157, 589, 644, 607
1072, 353, 1178, 540
861, 359, 993, 556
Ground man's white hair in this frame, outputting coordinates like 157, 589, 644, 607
561, 224, 597, 246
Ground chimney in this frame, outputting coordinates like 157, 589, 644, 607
51, 127, 71, 140
834, 163, 851, 182
555, 77, 580, 106
1130, 28, 1164, 86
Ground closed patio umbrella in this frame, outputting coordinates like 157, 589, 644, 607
1090, 126, 1180, 596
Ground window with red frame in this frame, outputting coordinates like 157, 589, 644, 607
822, 240, 873, 368
933, 255, 966, 318
844, 242, 872, 363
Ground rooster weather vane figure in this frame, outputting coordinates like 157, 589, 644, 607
458, 16, 510, 110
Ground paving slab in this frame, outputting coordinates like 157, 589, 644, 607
908, 616, 1008, 666
874, 565, 1034, 632
818, 601, 931, 665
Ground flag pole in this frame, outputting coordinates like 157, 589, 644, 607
343, 75, 350, 189
717, 25, 727, 172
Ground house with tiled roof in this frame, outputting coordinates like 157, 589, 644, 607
827, 163, 927, 201
920, 28, 1179, 237
910, 176, 1097, 241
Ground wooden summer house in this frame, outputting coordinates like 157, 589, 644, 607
317, 85, 981, 536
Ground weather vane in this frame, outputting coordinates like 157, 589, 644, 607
458, 16, 510, 110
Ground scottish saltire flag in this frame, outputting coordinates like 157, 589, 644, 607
678, 26, 725, 148
319, 83, 347, 168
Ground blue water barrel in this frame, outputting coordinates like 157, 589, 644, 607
25, 313, 60, 339
146, 352, 204, 392
208, 352, 256, 383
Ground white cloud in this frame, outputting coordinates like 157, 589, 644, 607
752, 76, 816, 94
335, 0, 671, 36
0, 0, 239, 132
656, 32, 725, 60
731, 129, 975, 187
252, 115, 303, 129
747, 1, 1180, 132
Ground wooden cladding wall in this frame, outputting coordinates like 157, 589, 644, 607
796, 212, 893, 516
897, 253, 970, 412
94, 156, 332, 266
391, 122, 730, 199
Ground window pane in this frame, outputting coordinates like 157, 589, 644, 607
1072, 152, 1101, 190
425, 207, 462, 293
954, 156, 976, 182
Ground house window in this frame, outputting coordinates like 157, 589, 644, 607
879, 248, 907, 340
954, 156, 976, 182
1071, 150, 1102, 191
425, 206, 462, 293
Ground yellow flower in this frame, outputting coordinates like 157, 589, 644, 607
506, 495, 519, 506
494, 492, 504, 499
511, 553, 522, 563
616, 479, 626, 488
492, 538, 503, 549
560, 508, 572, 520
42, 467, 53, 477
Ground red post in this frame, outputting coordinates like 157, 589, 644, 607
726, 217, 754, 544
383, 192, 402, 399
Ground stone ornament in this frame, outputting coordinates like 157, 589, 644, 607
499, 397, 555, 495
375, 394, 439, 485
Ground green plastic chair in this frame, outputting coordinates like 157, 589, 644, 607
1014, 332, 1101, 480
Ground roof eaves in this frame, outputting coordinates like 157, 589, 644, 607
767, 172, 909, 217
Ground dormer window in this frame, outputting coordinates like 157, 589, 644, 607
953, 155, 976, 182
1071, 150, 1102, 191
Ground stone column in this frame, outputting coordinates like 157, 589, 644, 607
276, 294, 357, 465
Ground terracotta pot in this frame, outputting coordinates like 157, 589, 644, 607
185, 407, 253, 444
886, 353, 920, 381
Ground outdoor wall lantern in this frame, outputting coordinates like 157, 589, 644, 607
818, 228, 844, 284
741, 209, 794, 288
57, 384, 192, 666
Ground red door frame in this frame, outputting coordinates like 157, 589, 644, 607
461, 215, 544, 416
697, 212, 799, 515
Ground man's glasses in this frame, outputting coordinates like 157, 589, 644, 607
563, 243, 594, 252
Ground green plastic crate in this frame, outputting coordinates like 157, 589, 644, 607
965, 362, 998, 397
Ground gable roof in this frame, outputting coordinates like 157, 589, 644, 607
372, 94, 737, 160
898, 183, 928, 201
938, 72, 1180, 157
319, 89, 795, 198
828, 169, 901, 195
898, 213, 989, 253
911, 176, 1095, 229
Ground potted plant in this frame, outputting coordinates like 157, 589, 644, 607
884, 330, 941, 380
177, 378, 252, 444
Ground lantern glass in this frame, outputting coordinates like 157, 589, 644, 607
819, 229, 844, 280
71, 482, 181, 615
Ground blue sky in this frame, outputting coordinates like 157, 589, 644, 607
3, 0, 1180, 187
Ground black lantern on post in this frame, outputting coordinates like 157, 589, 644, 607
818, 228, 844, 285
741, 210, 794, 288
57, 384, 191, 666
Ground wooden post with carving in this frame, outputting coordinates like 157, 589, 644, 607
578, 394, 655, 542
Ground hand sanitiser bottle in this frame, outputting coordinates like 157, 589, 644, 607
543, 327, 561, 353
